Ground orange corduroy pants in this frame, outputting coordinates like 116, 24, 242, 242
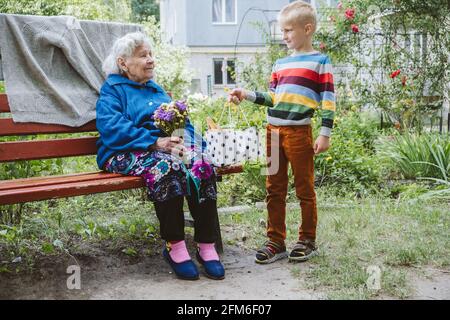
265, 124, 318, 246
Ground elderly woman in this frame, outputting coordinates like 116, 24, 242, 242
96, 32, 224, 281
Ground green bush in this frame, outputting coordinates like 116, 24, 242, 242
187, 95, 266, 133
0, 0, 132, 21
378, 132, 450, 180
314, 110, 384, 195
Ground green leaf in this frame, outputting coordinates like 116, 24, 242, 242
53, 239, 64, 250
122, 248, 137, 256
41, 242, 54, 254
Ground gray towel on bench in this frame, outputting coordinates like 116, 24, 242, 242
0, 14, 143, 126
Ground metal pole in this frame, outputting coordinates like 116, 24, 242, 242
380, 112, 383, 130
207, 75, 212, 97
0, 53, 3, 81
448, 112, 450, 133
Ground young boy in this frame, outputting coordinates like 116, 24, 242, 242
228, 0, 335, 264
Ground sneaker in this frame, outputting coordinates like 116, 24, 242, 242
288, 240, 318, 262
255, 240, 288, 264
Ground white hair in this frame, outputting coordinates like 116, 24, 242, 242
102, 32, 152, 77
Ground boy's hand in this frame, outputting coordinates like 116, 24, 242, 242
227, 88, 247, 104
313, 135, 330, 155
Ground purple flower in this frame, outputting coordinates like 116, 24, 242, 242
191, 160, 213, 180
153, 108, 165, 120
153, 108, 173, 122
164, 110, 175, 121
175, 101, 187, 112
152, 101, 188, 136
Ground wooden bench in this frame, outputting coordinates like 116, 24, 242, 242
0, 93, 243, 252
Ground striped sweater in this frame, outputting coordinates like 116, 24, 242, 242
246, 51, 336, 137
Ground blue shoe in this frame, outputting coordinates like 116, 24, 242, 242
163, 248, 199, 280
196, 250, 225, 280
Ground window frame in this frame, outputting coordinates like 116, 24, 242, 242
226, 59, 236, 85
213, 58, 224, 86
212, 57, 237, 87
212, 0, 237, 25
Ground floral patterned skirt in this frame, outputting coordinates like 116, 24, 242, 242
104, 150, 217, 203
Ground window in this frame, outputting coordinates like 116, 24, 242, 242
226, 60, 236, 84
212, 0, 237, 24
328, 0, 339, 6
213, 59, 223, 85
289, 0, 339, 7
270, 20, 282, 41
213, 58, 236, 85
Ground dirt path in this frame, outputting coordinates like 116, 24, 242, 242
409, 267, 450, 300
1, 243, 448, 300
0, 244, 323, 300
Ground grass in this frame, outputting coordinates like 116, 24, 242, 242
219, 193, 450, 299
0, 190, 160, 272
1, 188, 449, 299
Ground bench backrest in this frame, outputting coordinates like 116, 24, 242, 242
0, 93, 98, 163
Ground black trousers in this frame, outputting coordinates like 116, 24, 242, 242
154, 191, 219, 243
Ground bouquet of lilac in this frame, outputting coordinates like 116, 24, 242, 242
152, 100, 189, 136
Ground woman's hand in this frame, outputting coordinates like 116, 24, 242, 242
227, 88, 247, 104
151, 137, 186, 157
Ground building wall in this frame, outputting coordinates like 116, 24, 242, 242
160, 0, 289, 96
186, 0, 286, 47
160, 0, 345, 97
160, 0, 288, 47
188, 46, 267, 97
160, 0, 187, 45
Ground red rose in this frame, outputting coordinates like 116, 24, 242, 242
345, 8, 355, 20
390, 69, 401, 78
351, 24, 359, 33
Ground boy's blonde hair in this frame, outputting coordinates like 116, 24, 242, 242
278, 0, 317, 32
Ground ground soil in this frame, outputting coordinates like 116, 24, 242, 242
1, 238, 448, 300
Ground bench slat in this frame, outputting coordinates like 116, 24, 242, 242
0, 175, 145, 205
0, 94, 8, 112
0, 118, 97, 136
0, 166, 243, 189
0, 171, 127, 191
0, 167, 244, 192
216, 165, 244, 175
0, 137, 97, 162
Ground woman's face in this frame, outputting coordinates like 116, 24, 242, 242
121, 44, 154, 84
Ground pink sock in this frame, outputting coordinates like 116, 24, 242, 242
198, 243, 219, 261
168, 240, 191, 263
